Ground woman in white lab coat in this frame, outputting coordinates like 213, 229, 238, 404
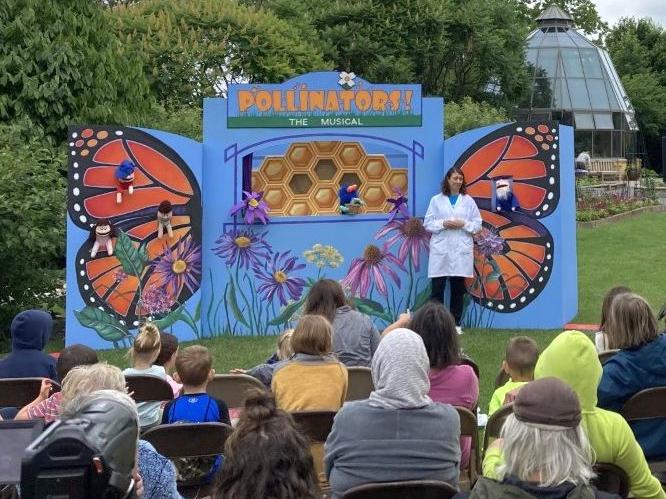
424, 166, 482, 333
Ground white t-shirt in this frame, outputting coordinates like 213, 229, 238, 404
123, 365, 167, 428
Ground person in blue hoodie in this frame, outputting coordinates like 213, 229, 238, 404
0, 310, 58, 381
598, 292, 666, 460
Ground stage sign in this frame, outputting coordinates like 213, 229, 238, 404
227, 72, 422, 128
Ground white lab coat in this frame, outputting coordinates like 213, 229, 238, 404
424, 193, 482, 278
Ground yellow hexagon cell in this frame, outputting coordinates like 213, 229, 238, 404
251, 171, 266, 193
261, 157, 290, 182
313, 158, 338, 181
263, 186, 288, 211
313, 141, 340, 155
288, 173, 314, 195
361, 184, 390, 211
337, 143, 365, 168
362, 156, 390, 181
338, 172, 362, 188
286, 143, 315, 170
386, 170, 408, 193
313, 186, 338, 211
285, 199, 314, 216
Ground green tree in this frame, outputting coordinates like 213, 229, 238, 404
621, 73, 666, 140
0, 0, 153, 141
517, 0, 606, 35
110, 0, 329, 108
445, 97, 509, 137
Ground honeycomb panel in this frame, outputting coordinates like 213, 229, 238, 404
337, 143, 365, 168
387, 170, 408, 193
288, 173, 314, 195
251, 171, 266, 193
313, 141, 340, 155
360, 183, 391, 211
338, 172, 362, 188
361, 155, 390, 181
262, 157, 290, 182
263, 186, 288, 211
285, 199, 314, 216
313, 186, 338, 211
286, 143, 315, 170
314, 158, 338, 181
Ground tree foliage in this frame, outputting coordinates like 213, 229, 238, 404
445, 97, 509, 138
109, 0, 329, 107
0, 0, 153, 141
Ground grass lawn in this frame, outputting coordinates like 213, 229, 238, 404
63, 212, 666, 411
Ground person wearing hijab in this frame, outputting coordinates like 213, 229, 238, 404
324, 328, 460, 498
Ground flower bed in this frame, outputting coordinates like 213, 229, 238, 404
576, 194, 658, 222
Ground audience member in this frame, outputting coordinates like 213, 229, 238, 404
213, 389, 320, 499
456, 377, 619, 499
598, 292, 666, 459
16, 344, 98, 422
304, 279, 380, 367
0, 310, 58, 380
155, 332, 182, 397
595, 286, 632, 352
60, 389, 181, 499
488, 336, 538, 416
230, 329, 294, 386
325, 328, 460, 498
123, 323, 166, 429
484, 331, 665, 499
162, 345, 230, 483
409, 302, 478, 469
272, 315, 347, 411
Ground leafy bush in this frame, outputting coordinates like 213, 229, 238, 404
576, 192, 657, 221
445, 97, 508, 138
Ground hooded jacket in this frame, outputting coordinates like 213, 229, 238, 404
0, 310, 58, 381
598, 333, 666, 460
483, 331, 665, 499
455, 476, 619, 499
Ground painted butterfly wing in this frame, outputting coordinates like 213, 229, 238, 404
67, 126, 202, 327
465, 203, 554, 312
456, 122, 560, 217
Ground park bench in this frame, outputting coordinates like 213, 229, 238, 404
587, 158, 627, 182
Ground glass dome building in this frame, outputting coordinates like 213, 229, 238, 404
517, 5, 638, 158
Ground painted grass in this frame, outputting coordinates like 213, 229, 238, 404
68, 212, 666, 411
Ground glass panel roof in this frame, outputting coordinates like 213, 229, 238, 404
580, 49, 602, 78
561, 49, 583, 77
575, 113, 595, 129
588, 79, 610, 109
594, 113, 614, 130
568, 79, 591, 109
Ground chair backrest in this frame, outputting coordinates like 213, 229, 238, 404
291, 411, 336, 444
341, 480, 457, 499
598, 349, 619, 365
346, 367, 374, 401
482, 403, 514, 456
455, 406, 480, 485
0, 378, 61, 408
494, 367, 510, 389
592, 462, 629, 498
125, 375, 174, 402
207, 374, 265, 408
621, 387, 666, 421
142, 422, 232, 459
459, 356, 480, 379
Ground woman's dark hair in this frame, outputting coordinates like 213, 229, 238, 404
155, 332, 179, 366
57, 344, 99, 381
410, 301, 460, 369
213, 389, 320, 499
441, 166, 467, 195
158, 200, 172, 214
304, 279, 347, 323
600, 285, 631, 331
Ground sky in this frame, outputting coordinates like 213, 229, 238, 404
594, 0, 665, 28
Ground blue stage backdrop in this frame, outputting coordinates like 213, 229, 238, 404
66, 72, 576, 348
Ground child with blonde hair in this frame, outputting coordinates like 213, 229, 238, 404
123, 323, 166, 429
230, 329, 294, 386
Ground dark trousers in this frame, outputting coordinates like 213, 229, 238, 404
430, 276, 466, 325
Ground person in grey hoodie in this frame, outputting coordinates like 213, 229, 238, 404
303, 279, 379, 367
324, 328, 460, 498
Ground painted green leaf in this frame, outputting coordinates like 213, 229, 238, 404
486, 271, 501, 282
352, 298, 392, 322
114, 230, 146, 277
74, 306, 129, 342
268, 297, 304, 326
153, 305, 184, 330
193, 299, 201, 322
228, 280, 249, 328
412, 283, 433, 311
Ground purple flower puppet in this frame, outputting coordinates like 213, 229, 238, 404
474, 228, 505, 258
213, 229, 271, 269
229, 190, 270, 225
375, 217, 430, 271
386, 188, 409, 222
253, 251, 306, 306
342, 244, 405, 298
153, 235, 202, 295
141, 285, 174, 317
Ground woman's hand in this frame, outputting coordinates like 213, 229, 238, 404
38, 379, 52, 401
230, 368, 247, 374
443, 219, 465, 229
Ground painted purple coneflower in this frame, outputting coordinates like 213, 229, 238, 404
375, 217, 430, 271
342, 244, 405, 298
213, 229, 271, 269
253, 251, 306, 306
153, 235, 202, 295
229, 190, 269, 225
